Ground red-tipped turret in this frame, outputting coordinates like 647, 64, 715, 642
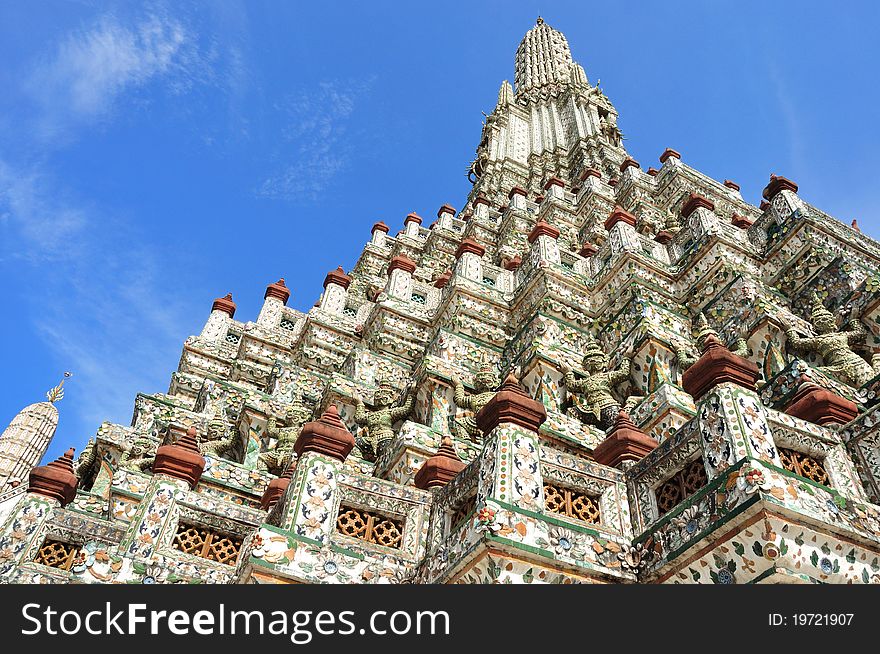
414, 436, 466, 490
294, 406, 356, 462
153, 426, 205, 488
476, 373, 547, 434
27, 447, 78, 506
264, 279, 290, 304
212, 293, 236, 318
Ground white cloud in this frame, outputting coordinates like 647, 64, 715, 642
257, 79, 373, 201
26, 12, 198, 135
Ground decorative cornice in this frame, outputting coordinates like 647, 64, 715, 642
27, 447, 78, 506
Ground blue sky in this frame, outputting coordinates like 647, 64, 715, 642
2, 1, 879, 463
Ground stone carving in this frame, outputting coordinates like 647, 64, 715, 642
258, 399, 312, 475
782, 292, 880, 387
118, 433, 157, 473
451, 363, 501, 441
562, 335, 637, 429
354, 379, 414, 460
200, 392, 239, 461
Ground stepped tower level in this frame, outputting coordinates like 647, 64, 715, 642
4, 19, 880, 585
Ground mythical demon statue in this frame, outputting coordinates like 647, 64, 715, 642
199, 393, 239, 461
782, 292, 880, 387
355, 379, 414, 460
675, 312, 749, 371
258, 398, 312, 475
74, 438, 98, 481
451, 363, 500, 441
118, 433, 157, 473
562, 335, 636, 429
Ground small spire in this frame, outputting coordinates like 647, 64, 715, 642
536, 16, 544, 25
46, 372, 72, 404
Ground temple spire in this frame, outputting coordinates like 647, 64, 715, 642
514, 17, 575, 96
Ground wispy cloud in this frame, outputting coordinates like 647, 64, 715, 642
25, 11, 203, 138
0, 160, 89, 261
257, 78, 374, 201
1, 157, 189, 455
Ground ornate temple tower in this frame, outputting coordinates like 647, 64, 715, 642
0, 376, 67, 496
2, 19, 880, 585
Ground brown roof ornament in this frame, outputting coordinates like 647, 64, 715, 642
604, 206, 637, 231
543, 176, 565, 191
404, 212, 423, 225
438, 204, 456, 217
212, 293, 236, 318
659, 147, 681, 163
388, 254, 417, 275
153, 427, 206, 489
527, 220, 560, 243
580, 167, 602, 181
681, 331, 759, 401
579, 242, 599, 257
260, 463, 295, 511
784, 376, 858, 426
852, 219, 861, 232
680, 193, 715, 218
591, 411, 658, 468
434, 270, 453, 288
731, 214, 754, 229
414, 436, 466, 490
293, 406, 355, 462
762, 174, 798, 201
265, 278, 290, 304
473, 195, 491, 208
455, 238, 486, 259
475, 373, 547, 434
323, 266, 352, 290
619, 157, 640, 173
504, 255, 523, 271
371, 221, 390, 234
27, 447, 78, 506
723, 180, 740, 191
646, 167, 659, 176
508, 186, 528, 199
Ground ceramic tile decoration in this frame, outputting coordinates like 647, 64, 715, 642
2, 18, 880, 584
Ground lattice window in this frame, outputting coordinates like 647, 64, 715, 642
33, 539, 80, 570
279, 318, 297, 331
225, 331, 241, 344
171, 522, 243, 565
449, 495, 476, 531
778, 447, 831, 486
543, 483, 601, 524
336, 505, 403, 549
655, 458, 708, 517
482, 276, 496, 287
410, 293, 427, 305
342, 306, 357, 317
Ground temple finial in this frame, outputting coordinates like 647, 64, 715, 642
46, 372, 72, 404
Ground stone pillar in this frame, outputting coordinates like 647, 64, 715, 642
121, 426, 205, 560
619, 156, 641, 182
199, 293, 236, 342
475, 374, 547, 512
543, 176, 565, 201
436, 204, 456, 230
659, 147, 681, 168
386, 255, 416, 300
414, 437, 465, 490
508, 186, 527, 211
320, 267, 352, 313
473, 196, 491, 221
527, 220, 561, 266
0, 449, 78, 579
257, 279, 290, 328
371, 221, 390, 247
681, 334, 780, 480
681, 193, 719, 239
454, 238, 485, 282
404, 212, 422, 238
762, 174, 804, 224
277, 407, 355, 544
604, 206, 640, 253
579, 167, 602, 194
